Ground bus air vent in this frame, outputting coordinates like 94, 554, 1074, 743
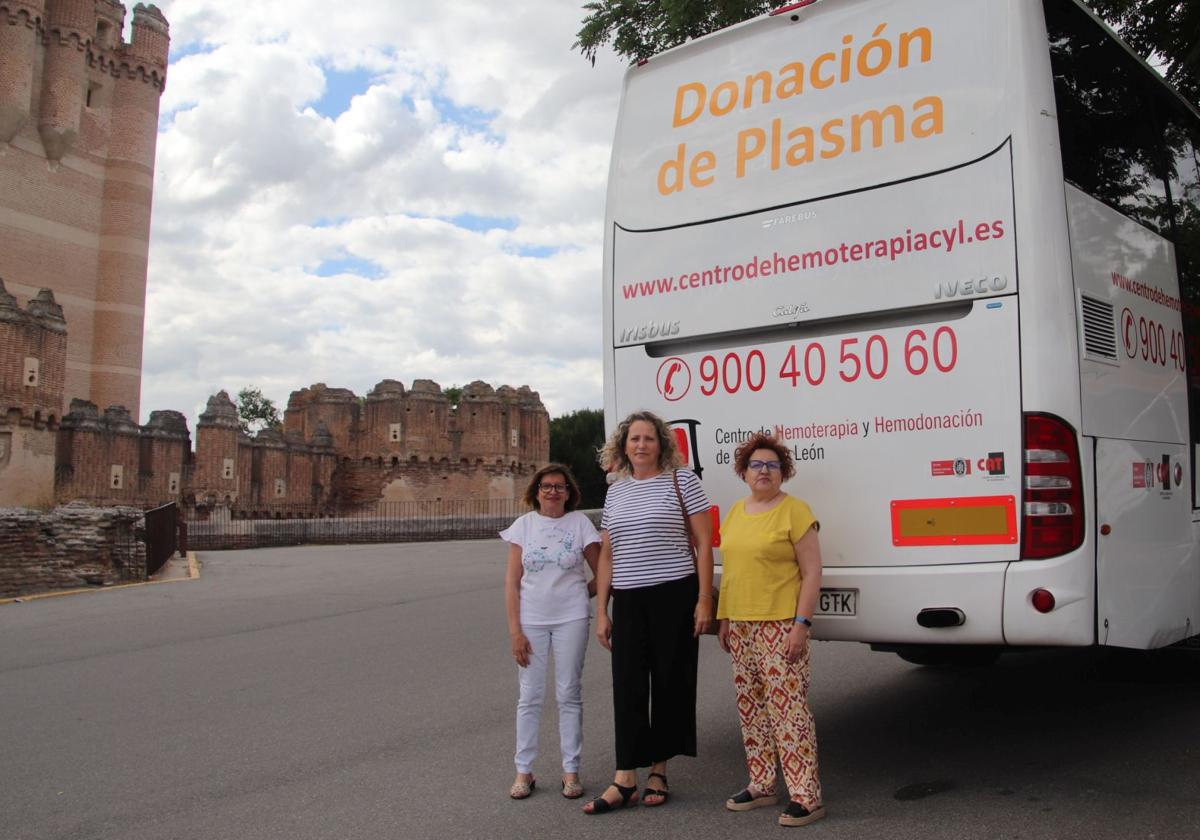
1079, 293, 1118, 363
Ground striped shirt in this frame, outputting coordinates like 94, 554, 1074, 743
602, 469, 710, 590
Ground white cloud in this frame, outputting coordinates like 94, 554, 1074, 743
141, 0, 626, 429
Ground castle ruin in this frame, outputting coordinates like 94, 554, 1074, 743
1, 279, 550, 511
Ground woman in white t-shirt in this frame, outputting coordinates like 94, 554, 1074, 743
501, 463, 601, 801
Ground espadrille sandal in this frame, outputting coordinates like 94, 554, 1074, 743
726, 787, 777, 811
509, 777, 535, 799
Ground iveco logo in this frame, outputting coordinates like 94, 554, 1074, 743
934, 275, 1008, 300
619, 320, 680, 343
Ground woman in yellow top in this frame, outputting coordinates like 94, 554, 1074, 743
717, 432, 825, 827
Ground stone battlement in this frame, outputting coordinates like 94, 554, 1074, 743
286, 378, 548, 465
0, 278, 66, 428
40, 381, 549, 514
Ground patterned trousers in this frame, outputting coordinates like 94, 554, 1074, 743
728, 619, 822, 809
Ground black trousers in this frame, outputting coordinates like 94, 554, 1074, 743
610, 574, 699, 769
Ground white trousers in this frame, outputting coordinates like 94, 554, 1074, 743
514, 617, 589, 774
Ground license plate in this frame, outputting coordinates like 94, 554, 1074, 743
815, 588, 857, 616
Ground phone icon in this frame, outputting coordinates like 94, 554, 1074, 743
656, 357, 691, 401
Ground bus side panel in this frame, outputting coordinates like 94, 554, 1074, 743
1067, 186, 1187, 445
1095, 438, 1198, 649
1008, 0, 1085, 430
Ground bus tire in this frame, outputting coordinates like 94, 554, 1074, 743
894, 645, 1002, 668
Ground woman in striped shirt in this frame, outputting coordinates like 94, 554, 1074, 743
582, 410, 714, 815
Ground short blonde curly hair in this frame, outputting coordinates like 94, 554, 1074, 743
598, 410, 683, 477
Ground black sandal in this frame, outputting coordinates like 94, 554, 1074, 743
583, 783, 638, 815
726, 787, 777, 811
642, 772, 669, 807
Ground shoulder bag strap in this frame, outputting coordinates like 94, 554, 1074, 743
671, 469, 699, 564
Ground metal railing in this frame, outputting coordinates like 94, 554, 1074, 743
182, 498, 530, 551
143, 502, 179, 576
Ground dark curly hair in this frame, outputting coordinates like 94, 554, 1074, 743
523, 463, 583, 512
732, 433, 796, 481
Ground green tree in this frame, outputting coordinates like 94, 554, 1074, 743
575, 0, 1199, 99
444, 385, 463, 408
549, 408, 608, 508
236, 386, 281, 435
1085, 1, 1200, 103
575, 0, 772, 64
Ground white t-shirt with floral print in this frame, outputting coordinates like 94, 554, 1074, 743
500, 510, 600, 625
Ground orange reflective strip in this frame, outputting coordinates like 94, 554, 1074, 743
890, 495, 1018, 546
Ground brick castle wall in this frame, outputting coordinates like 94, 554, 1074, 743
48, 380, 549, 513
282, 379, 548, 510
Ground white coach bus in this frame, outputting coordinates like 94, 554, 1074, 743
601, 0, 1200, 663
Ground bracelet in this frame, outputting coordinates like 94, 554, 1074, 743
793, 615, 812, 627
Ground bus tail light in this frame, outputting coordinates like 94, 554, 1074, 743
1021, 413, 1084, 559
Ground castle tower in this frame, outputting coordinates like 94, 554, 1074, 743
38, 0, 94, 163
89, 3, 167, 413
139, 407, 188, 502
308, 420, 336, 505
516, 385, 548, 464
456, 380, 503, 460
0, 279, 66, 506
363, 379, 406, 460
283, 383, 359, 454
192, 390, 242, 506
0, 2, 169, 419
404, 379, 451, 460
0, 1, 44, 145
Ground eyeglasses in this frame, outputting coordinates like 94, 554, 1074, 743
748, 459, 782, 472
538, 483, 567, 493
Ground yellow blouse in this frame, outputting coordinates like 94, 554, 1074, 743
717, 495, 817, 621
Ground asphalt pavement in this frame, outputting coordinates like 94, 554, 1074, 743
1, 541, 1198, 840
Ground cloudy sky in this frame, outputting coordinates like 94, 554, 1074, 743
139, 1, 626, 426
